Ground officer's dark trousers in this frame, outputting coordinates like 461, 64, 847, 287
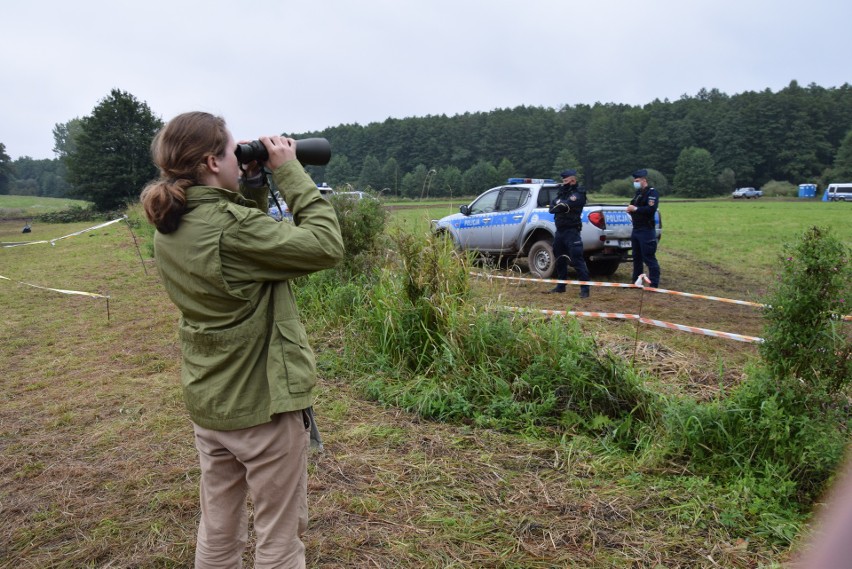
631, 227, 660, 287
552, 227, 590, 294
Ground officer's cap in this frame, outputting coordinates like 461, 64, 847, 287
560, 169, 578, 178
632, 168, 648, 178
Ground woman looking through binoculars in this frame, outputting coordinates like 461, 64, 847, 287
141, 111, 343, 568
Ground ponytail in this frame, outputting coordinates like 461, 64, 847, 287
140, 178, 191, 234
139, 112, 229, 234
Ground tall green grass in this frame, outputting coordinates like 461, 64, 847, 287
296, 208, 852, 545
316, 230, 659, 444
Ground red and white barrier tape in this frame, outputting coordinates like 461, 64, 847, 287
475, 271, 850, 320
501, 305, 764, 343
636, 316, 762, 343
472, 271, 763, 306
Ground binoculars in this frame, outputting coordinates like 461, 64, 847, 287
235, 137, 331, 166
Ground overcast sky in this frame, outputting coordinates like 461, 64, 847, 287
1, 0, 849, 160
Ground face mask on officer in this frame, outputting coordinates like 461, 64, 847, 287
633, 181, 642, 190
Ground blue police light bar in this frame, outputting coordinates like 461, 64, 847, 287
507, 178, 556, 184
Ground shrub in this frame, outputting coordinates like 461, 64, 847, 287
760, 226, 851, 394
356, 230, 471, 374
662, 226, 852, 516
328, 193, 389, 277
760, 180, 798, 197
35, 204, 104, 224
664, 367, 849, 506
600, 178, 633, 197
599, 168, 668, 197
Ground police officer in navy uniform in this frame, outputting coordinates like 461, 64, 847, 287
626, 169, 660, 287
546, 169, 591, 298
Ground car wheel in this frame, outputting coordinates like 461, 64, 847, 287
528, 240, 555, 278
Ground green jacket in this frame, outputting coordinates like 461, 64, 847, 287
154, 161, 344, 430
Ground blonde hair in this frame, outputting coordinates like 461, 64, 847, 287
140, 112, 229, 233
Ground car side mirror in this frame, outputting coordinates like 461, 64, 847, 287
459, 205, 471, 216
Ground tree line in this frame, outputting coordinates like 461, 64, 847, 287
306, 80, 852, 198
1, 81, 851, 209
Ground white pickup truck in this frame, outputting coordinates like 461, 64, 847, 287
431, 178, 662, 277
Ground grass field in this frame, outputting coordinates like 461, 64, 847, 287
394, 198, 851, 278
0, 197, 850, 567
0, 195, 90, 220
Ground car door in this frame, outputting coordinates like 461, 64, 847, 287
455, 188, 500, 249
487, 187, 530, 251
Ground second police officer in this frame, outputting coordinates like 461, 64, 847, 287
626, 168, 660, 288
546, 169, 591, 298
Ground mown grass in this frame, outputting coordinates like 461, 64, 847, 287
656, 199, 852, 286
0, 195, 90, 219
0, 198, 849, 567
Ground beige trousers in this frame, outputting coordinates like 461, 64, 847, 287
192, 410, 309, 569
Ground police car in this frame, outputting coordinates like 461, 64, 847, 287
431, 178, 662, 277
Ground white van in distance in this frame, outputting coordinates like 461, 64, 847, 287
826, 183, 852, 202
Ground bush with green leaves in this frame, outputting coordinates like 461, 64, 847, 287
328, 193, 389, 277
760, 180, 798, 197
662, 226, 852, 522
598, 168, 668, 196
35, 204, 103, 224
599, 178, 633, 197
761, 226, 851, 393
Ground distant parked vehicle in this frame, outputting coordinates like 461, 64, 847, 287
732, 187, 762, 199
826, 183, 852, 202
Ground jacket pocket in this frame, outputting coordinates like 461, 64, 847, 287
179, 318, 267, 420
273, 318, 317, 394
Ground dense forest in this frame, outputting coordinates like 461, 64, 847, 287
301, 80, 852, 197
2, 81, 852, 205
